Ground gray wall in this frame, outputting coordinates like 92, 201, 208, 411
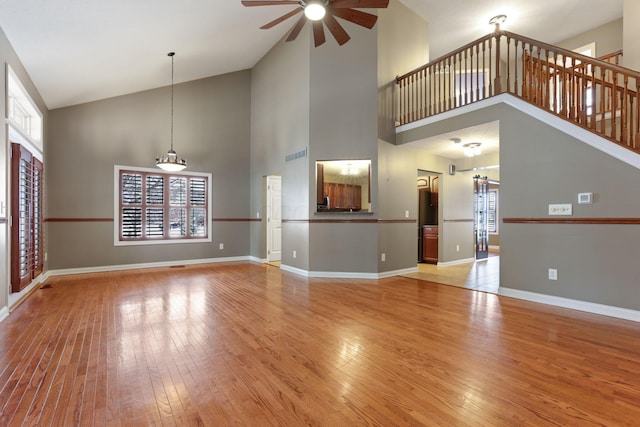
624, 0, 640, 70
499, 105, 640, 310
47, 71, 252, 269
250, 25, 311, 267
0, 26, 48, 310
556, 18, 622, 58
398, 102, 640, 311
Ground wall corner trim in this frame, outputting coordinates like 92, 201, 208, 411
0, 307, 9, 324
499, 287, 640, 323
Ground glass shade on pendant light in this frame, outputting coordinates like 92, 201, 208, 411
156, 51, 187, 172
304, 2, 326, 21
156, 149, 187, 171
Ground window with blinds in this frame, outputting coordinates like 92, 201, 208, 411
116, 167, 210, 244
11, 143, 43, 292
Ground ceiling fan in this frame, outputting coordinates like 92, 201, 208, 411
241, 0, 389, 47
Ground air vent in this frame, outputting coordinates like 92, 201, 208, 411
285, 148, 307, 162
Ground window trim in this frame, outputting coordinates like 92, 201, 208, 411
114, 165, 212, 246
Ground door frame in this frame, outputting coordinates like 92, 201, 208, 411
266, 175, 282, 262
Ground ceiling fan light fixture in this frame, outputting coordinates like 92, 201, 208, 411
304, 2, 326, 21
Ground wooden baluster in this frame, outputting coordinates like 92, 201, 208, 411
549, 51, 558, 114
622, 75, 628, 146
422, 68, 427, 119
515, 40, 521, 98
494, 32, 502, 94
488, 37, 493, 96
463, 49, 468, 105
428, 65, 433, 117
589, 65, 596, 130
483, 40, 487, 99
505, 35, 511, 94
448, 56, 453, 110
476, 44, 480, 100
636, 81, 640, 149
611, 71, 618, 140
543, 49, 549, 110
398, 77, 402, 125
437, 62, 441, 114
404, 77, 409, 125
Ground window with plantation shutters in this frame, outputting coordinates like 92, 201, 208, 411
11, 143, 43, 292
116, 167, 211, 245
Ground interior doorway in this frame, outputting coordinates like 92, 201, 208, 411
266, 175, 281, 262
417, 171, 440, 264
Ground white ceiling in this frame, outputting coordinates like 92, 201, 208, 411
403, 121, 500, 161
0, 0, 623, 110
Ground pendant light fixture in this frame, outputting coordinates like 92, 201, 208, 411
156, 51, 187, 172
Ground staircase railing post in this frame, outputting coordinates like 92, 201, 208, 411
494, 30, 502, 95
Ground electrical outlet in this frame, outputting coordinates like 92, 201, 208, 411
257, 212, 260, 218
293, 250, 297, 259
456, 245, 460, 252
381, 253, 386, 262
548, 268, 558, 281
219, 243, 224, 250
405, 210, 409, 218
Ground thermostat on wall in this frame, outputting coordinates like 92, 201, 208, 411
578, 192, 593, 204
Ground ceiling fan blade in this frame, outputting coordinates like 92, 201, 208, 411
331, 0, 389, 8
323, 14, 350, 46
242, 0, 299, 6
261, 8, 302, 29
331, 8, 377, 29
286, 15, 308, 42
312, 21, 326, 47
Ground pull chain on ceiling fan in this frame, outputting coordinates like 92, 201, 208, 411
242, 0, 389, 47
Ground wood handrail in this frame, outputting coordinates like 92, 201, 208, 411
395, 30, 640, 154
396, 33, 493, 82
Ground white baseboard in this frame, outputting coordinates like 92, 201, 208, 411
378, 266, 419, 278
248, 256, 267, 264
47, 256, 251, 277
0, 307, 9, 323
437, 258, 475, 267
499, 287, 640, 323
280, 264, 418, 279
8, 271, 50, 309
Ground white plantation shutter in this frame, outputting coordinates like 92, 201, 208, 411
11, 143, 43, 292
118, 169, 209, 242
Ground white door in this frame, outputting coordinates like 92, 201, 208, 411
266, 175, 282, 262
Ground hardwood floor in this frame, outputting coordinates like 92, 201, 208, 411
1, 262, 640, 426
404, 257, 500, 293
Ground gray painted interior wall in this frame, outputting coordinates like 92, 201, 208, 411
0, 26, 48, 310
556, 18, 622, 58
249, 25, 311, 267
624, 0, 640, 69
398, 102, 640, 311
47, 71, 252, 269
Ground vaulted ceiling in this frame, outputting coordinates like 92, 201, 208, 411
0, 0, 622, 110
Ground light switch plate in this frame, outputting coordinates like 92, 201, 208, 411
578, 193, 593, 204
549, 204, 572, 216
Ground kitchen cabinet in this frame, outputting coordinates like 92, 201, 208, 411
422, 226, 438, 264
323, 182, 362, 211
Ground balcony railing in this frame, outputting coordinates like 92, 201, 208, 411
396, 31, 640, 154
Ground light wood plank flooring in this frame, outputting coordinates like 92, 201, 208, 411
1, 262, 639, 425
404, 257, 500, 293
